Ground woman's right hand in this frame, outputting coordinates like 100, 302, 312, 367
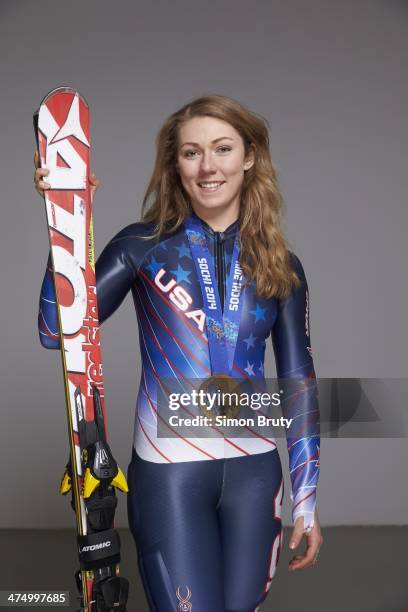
34, 150, 50, 197
33, 150, 100, 199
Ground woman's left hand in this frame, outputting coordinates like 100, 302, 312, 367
288, 509, 323, 571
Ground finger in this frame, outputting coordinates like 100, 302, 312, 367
289, 554, 312, 571
289, 516, 305, 550
35, 168, 49, 179
289, 544, 320, 571
37, 180, 51, 191
33, 150, 45, 170
89, 173, 100, 187
34, 150, 50, 174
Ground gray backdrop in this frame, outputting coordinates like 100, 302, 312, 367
0, 0, 407, 529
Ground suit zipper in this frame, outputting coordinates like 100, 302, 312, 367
215, 232, 225, 312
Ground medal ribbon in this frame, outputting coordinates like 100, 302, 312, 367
185, 213, 245, 376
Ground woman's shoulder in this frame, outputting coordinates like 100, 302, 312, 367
288, 251, 305, 276
108, 221, 157, 243
101, 220, 182, 272
98, 221, 159, 271
109, 219, 183, 243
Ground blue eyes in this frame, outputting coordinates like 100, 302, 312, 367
183, 146, 232, 158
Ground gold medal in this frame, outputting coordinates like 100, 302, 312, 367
198, 374, 242, 419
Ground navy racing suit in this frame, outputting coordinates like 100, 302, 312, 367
39, 212, 320, 611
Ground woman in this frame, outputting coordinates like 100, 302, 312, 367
36, 94, 323, 612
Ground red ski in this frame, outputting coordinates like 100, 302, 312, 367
34, 87, 129, 612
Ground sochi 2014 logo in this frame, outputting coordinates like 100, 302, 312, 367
176, 585, 192, 611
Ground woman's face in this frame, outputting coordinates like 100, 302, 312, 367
177, 116, 254, 216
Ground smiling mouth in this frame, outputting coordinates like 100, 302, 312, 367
197, 181, 225, 192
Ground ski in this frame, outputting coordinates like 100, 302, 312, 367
34, 87, 129, 612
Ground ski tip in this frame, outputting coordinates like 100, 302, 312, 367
34, 86, 89, 115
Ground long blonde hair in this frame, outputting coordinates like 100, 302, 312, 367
142, 94, 299, 298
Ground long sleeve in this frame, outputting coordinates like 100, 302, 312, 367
38, 225, 138, 349
38, 255, 60, 348
271, 254, 320, 532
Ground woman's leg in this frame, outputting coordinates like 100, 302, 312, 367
219, 450, 284, 612
127, 450, 227, 612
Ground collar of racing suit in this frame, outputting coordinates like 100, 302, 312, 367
190, 210, 240, 239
